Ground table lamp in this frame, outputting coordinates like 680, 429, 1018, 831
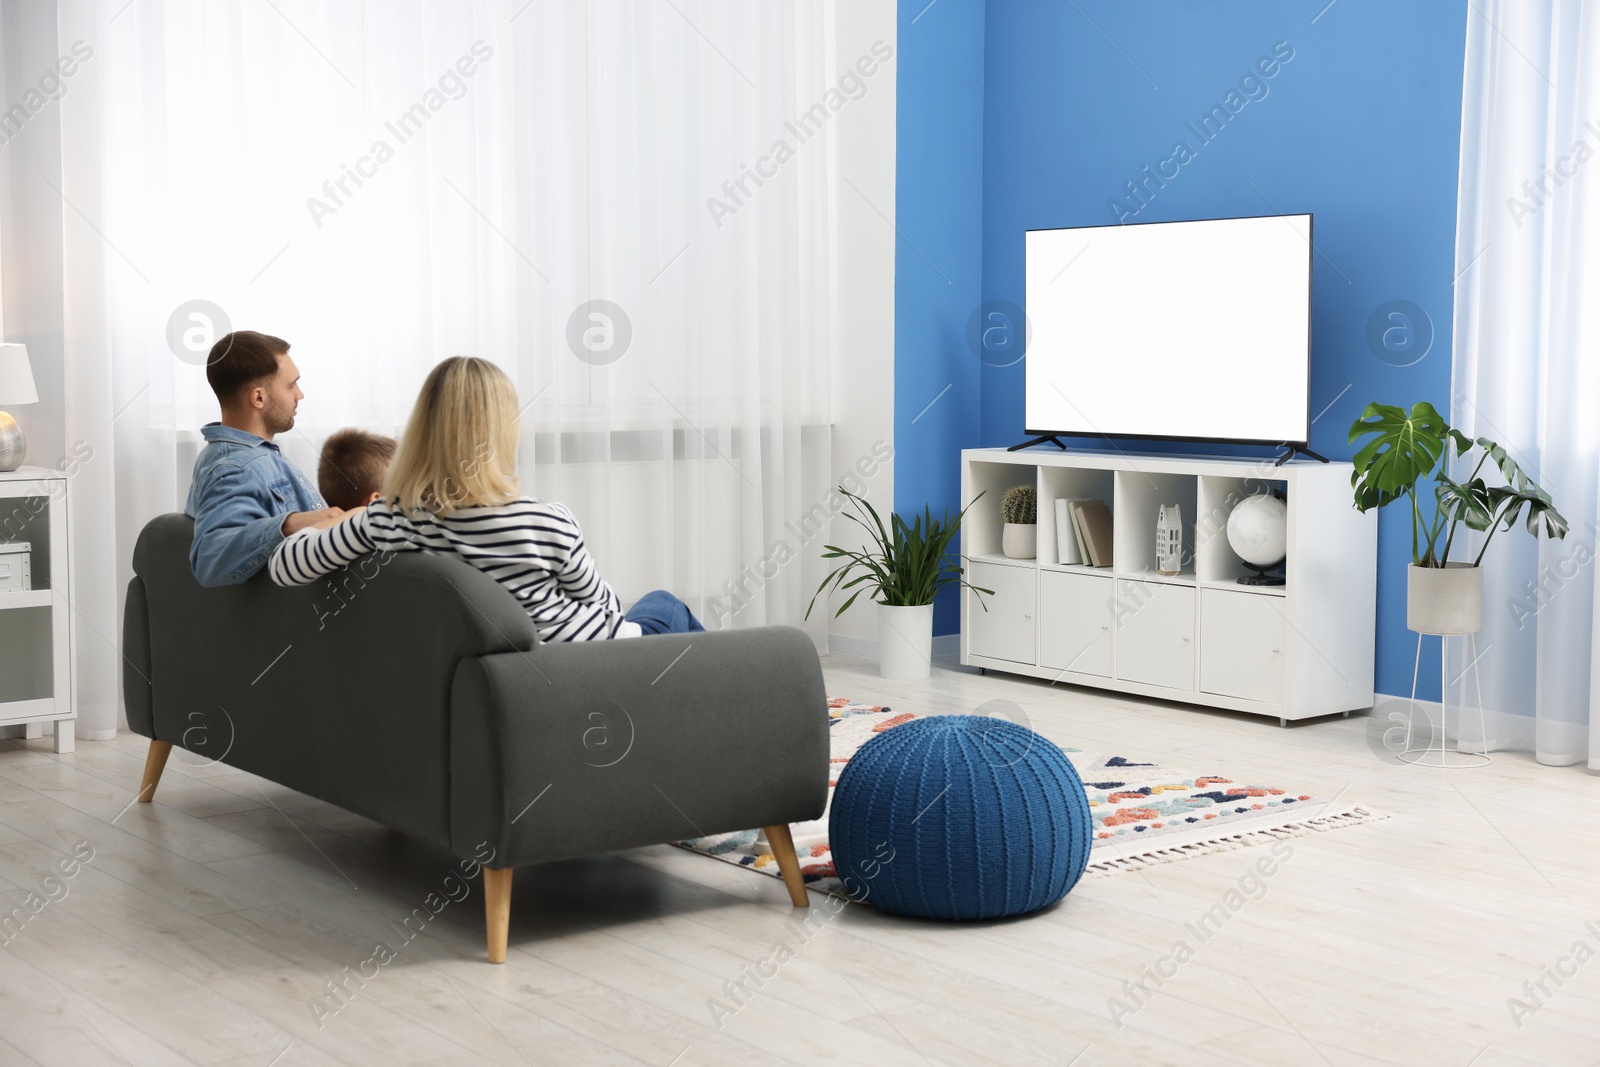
0, 344, 38, 473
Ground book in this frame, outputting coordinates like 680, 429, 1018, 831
1078, 501, 1115, 568
1055, 498, 1082, 565
1064, 497, 1099, 563
1069, 501, 1092, 564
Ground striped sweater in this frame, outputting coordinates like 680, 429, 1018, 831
268, 498, 641, 642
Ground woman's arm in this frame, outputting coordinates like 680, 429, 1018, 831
268, 508, 378, 586
551, 505, 623, 613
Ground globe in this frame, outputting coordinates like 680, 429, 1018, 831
1226, 493, 1287, 568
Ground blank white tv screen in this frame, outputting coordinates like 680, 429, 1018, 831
1024, 214, 1312, 444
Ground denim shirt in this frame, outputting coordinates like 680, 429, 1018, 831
184, 423, 326, 587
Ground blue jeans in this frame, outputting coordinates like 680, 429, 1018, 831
626, 590, 705, 635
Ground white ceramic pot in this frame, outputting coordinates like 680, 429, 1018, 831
1407, 563, 1483, 635
1002, 522, 1037, 559
878, 603, 934, 680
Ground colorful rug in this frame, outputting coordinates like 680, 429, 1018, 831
677, 699, 1386, 894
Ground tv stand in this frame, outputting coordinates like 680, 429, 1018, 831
1006, 435, 1068, 452
959, 448, 1376, 723
1274, 443, 1329, 466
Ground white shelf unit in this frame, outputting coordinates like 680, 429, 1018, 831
960, 449, 1376, 724
0, 466, 75, 751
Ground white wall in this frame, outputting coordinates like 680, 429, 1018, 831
0, 2, 76, 740
0, 0, 65, 466
824, 0, 897, 645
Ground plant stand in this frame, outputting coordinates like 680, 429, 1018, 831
1399, 630, 1491, 769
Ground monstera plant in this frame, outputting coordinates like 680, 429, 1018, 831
1348, 401, 1568, 634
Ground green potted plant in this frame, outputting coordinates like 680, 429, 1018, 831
806, 489, 991, 679
1001, 484, 1037, 559
1348, 401, 1568, 634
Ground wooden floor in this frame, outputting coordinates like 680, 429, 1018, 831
2, 651, 1599, 1066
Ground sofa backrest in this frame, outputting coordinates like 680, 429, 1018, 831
124, 513, 537, 849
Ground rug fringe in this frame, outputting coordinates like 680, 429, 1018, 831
1085, 805, 1391, 876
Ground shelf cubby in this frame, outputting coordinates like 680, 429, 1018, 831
1037, 465, 1114, 567
0, 496, 53, 591
964, 461, 1039, 562
1196, 475, 1288, 585
0, 605, 53, 705
1113, 469, 1197, 581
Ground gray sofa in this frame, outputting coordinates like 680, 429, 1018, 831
122, 514, 829, 961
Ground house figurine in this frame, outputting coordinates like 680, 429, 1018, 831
1156, 504, 1183, 576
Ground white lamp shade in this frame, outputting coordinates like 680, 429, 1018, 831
0, 344, 37, 405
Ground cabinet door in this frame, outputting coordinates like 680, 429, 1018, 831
967, 561, 1037, 664
1114, 580, 1196, 690
1040, 571, 1114, 677
1200, 589, 1286, 705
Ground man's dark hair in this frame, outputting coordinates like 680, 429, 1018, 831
319, 429, 398, 511
205, 330, 289, 408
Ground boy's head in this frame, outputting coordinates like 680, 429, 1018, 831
318, 429, 397, 511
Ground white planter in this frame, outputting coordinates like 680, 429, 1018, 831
1002, 523, 1037, 559
1407, 563, 1483, 635
877, 603, 934, 679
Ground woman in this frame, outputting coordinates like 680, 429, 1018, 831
269, 356, 703, 640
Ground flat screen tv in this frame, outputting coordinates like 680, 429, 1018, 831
1024, 213, 1312, 446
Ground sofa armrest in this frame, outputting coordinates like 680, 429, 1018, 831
127, 513, 541, 850
122, 577, 154, 737
450, 626, 829, 867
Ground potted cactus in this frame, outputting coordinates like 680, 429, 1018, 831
1002, 484, 1037, 559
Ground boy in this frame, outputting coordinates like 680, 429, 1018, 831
317, 429, 398, 512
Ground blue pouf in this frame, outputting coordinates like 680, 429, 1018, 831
828, 715, 1092, 920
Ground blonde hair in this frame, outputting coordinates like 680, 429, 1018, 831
384, 357, 521, 515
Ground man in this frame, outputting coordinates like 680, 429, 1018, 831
185, 330, 343, 587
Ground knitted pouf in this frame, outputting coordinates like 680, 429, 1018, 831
828, 715, 1092, 920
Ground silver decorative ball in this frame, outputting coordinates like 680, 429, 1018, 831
0, 411, 25, 472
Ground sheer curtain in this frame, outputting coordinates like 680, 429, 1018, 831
59, 0, 844, 734
1452, 0, 1600, 768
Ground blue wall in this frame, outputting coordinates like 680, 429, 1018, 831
893, 0, 985, 638
897, 0, 1469, 699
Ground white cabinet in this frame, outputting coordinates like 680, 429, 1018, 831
967, 560, 1036, 664
1200, 588, 1285, 704
959, 449, 1376, 723
1115, 581, 1195, 690
0, 467, 74, 751
1040, 571, 1113, 677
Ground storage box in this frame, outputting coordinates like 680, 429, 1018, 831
0, 542, 31, 592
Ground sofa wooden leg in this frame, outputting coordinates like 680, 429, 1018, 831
763, 824, 809, 907
138, 740, 172, 803
483, 867, 513, 963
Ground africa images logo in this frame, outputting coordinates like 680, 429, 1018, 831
1108, 41, 1295, 224
305, 41, 493, 228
